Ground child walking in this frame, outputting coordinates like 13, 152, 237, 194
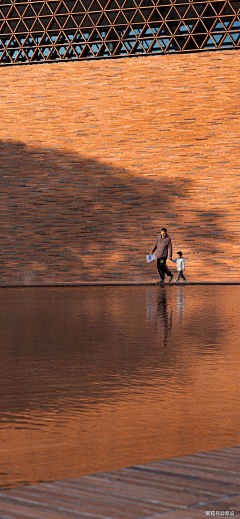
171, 251, 187, 283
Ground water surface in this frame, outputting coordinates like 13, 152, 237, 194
0, 286, 240, 488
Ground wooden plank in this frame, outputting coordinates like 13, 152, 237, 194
161, 495, 240, 519
92, 467, 240, 496
0, 486, 171, 519
0, 445, 239, 519
142, 459, 240, 485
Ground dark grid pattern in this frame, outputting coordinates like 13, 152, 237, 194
0, 0, 240, 65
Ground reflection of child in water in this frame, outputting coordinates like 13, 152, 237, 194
171, 251, 187, 283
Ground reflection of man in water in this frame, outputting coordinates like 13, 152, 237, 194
146, 289, 173, 344
157, 290, 173, 344
150, 228, 173, 283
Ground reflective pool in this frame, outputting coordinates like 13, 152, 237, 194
0, 286, 240, 488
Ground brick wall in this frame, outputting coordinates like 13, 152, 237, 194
0, 50, 240, 284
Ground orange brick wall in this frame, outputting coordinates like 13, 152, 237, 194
0, 50, 240, 284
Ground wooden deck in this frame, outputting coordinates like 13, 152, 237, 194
0, 446, 239, 519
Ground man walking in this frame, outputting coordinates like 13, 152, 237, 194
150, 228, 173, 283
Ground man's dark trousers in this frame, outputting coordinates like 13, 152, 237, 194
157, 256, 172, 281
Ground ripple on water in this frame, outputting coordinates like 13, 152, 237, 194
0, 285, 239, 488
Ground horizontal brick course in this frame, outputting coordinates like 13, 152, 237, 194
0, 51, 240, 283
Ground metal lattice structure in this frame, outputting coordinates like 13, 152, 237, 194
0, 0, 240, 65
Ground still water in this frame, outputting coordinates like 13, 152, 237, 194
0, 286, 240, 489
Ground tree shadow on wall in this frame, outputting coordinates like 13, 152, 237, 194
0, 139, 230, 283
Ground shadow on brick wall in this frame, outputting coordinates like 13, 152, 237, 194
0, 139, 229, 283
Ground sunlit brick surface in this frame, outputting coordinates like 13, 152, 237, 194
0, 50, 240, 283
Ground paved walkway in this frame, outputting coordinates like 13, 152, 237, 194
1, 282, 240, 288
0, 446, 239, 519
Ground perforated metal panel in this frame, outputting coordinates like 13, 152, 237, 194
0, 0, 240, 65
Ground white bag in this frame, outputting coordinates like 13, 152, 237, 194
146, 253, 156, 263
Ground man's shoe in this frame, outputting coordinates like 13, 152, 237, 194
157, 279, 164, 284
184, 280, 187, 283
169, 274, 173, 283
174, 279, 179, 283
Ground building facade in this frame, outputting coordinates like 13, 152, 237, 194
0, 0, 240, 283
